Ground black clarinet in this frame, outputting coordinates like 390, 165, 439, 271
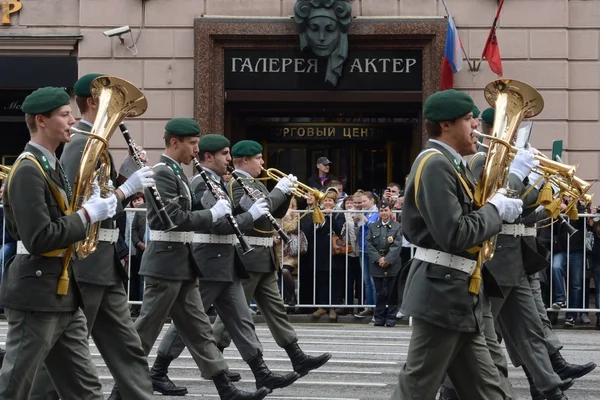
119, 124, 177, 232
228, 166, 292, 245
193, 159, 253, 254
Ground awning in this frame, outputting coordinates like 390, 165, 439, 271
0, 56, 77, 89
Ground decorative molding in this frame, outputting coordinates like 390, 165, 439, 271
0, 34, 82, 55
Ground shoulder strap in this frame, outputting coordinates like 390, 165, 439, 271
5, 155, 70, 257
413, 149, 480, 254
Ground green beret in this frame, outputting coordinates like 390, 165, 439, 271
74, 73, 104, 98
481, 107, 495, 125
165, 118, 201, 137
231, 140, 262, 158
21, 87, 71, 115
198, 133, 230, 152
472, 105, 481, 119
424, 89, 474, 122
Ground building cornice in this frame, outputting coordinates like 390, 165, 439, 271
0, 34, 82, 55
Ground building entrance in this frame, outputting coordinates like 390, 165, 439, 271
226, 102, 420, 196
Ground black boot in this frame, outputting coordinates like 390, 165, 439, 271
438, 385, 460, 400
150, 354, 188, 396
543, 387, 568, 400
550, 350, 597, 381
0, 347, 5, 369
218, 346, 242, 382
213, 371, 270, 400
522, 366, 545, 400
283, 342, 332, 377
248, 351, 301, 391
107, 385, 122, 400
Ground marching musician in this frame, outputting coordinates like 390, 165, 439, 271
150, 134, 300, 394
391, 89, 523, 399
29, 73, 155, 400
211, 140, 332, 378
0, 87, 118, 399
128, 120, 268, 400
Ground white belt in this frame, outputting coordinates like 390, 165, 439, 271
150, 230, 238, 245
244, 236, 273, 247
500, 224, 536, 237
150, 230, 195, 244
16, 241, 65, 257
192, 233, 237, 245
98, 228, 120, 243
413, 247, 477, 275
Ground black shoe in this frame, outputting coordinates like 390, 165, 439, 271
248, 351, 301, 390
550, 350, 597, 381
213, 370, 270, 400
107, 385, 122, 400
150, 354, 188, 396
544, 387, 568, 400
284, 342, 332, 377
217, 346, 242, 382
438, 386, 460, 400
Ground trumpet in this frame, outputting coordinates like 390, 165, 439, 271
0, 164, 9, 180
261, 168, 326, 203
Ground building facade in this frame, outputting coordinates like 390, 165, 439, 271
1, 0, 599, 197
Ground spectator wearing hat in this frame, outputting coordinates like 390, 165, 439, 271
308, 156, 337, 190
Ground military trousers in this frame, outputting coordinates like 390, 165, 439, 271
157, 278, 262, 365
30, 282, 154, 400
440, 293, 514, 397
134, 276, 227, 379
213, 271, 297, 349
391, 317, 512, 400
501, 272, 562, 367
0, 308, 103, 400
492, 274, 563, 392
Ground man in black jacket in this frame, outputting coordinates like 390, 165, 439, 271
307, 157, 337, 190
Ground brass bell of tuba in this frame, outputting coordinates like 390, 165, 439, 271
69, 76, 147, 259
474, 79, 544, 264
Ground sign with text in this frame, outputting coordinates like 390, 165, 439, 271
248, 123, 411, 141
224, 49, 422, 91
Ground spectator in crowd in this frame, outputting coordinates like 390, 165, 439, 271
354, 191, 379, 320
308, 157, 337, 190
129, 192, 147, 316
326, 180, 347, 208
588, 210, 600, 329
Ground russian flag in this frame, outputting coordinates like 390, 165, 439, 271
441, 16, 463, 90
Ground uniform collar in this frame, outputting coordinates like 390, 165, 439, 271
79, 119, 94, 128
429, 139, 466, 171
203, 166, 222, 183
233, 168, 252, 178
28, 141, 56, 170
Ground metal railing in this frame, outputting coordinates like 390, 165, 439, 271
2, 204, 600, 321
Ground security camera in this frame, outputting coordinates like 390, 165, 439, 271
103, 26, 131, 38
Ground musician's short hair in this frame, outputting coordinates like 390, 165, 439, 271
164, 132, 182, 147
25, 111, 54, 134
425, 119, 442, 138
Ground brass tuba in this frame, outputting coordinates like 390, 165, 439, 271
0, 164, 9, 180
474, 79, 544, 264
69, 76, 147, 259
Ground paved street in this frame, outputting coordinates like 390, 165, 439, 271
1, 321, 599, 399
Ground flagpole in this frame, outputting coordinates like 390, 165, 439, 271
440, 0, 475, 72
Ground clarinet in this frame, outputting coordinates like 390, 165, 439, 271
119, 124, 177, 232
228, 166, 292, 245
192, 159, 253, 255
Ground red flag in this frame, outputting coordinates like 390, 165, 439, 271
482, 0, 505, 76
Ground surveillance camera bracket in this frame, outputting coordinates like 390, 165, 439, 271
116, 30, 138, 56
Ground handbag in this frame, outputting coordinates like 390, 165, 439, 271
284, 231, 308, 257
332, 232, 353, 255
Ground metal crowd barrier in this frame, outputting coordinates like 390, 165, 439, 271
2, 204, 600, 322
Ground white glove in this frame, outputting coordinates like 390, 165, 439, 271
288, 174, 299, 190
210, 199, 231, 222
82, 184, 118, 224
528, 170, 546, 190
248, 197, 269, 221
509, 149, 539, 181
275, 176, 293, 195
487, 190, 523, 223
119, 166, 155, 198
